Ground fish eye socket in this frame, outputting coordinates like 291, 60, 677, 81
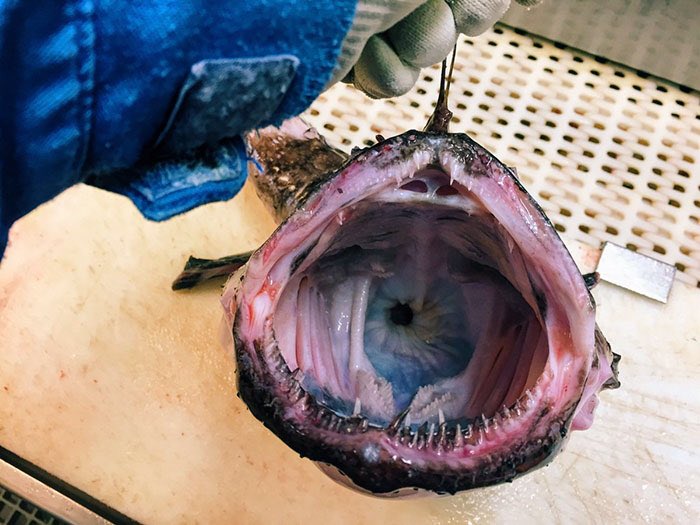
389, 302, 413, 326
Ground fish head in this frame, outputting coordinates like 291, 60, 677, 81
223, 129, 619, 496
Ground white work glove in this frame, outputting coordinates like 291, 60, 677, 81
330, 0, 540, 98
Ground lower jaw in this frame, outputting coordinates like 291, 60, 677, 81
234, 329, 576, 495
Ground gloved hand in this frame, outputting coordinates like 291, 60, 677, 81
330, 0, 540, 98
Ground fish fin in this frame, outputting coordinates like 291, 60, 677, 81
171, 251, 253, 290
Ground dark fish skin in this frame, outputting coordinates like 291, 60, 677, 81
247, 126, 348, 221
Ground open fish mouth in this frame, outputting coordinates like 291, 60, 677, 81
219, 128, 620, 496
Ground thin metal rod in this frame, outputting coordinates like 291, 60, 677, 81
424, 45, 458, 133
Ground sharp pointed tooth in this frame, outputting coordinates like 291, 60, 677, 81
477, 427, 485, 445
352, 397, 362, 417
427, 423, 436, 448
404, 414, 412, 429
525, 389, 536, 407
464, 423, 473, 439
287, 380, 301, 399
455, 424, 464, 447
500, 405, 511, 420
480, 413, 489, 433
291, 368, 304, 382
410, 429, 419, 448
294, 391, 309, 408
438, 422, 447, 449
438, 408, 445, 425
416, 422, 429, 449
388, 407, 410, 435
359, 418, 369, 432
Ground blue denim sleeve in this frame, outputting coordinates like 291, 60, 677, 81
0, 0, 356, 254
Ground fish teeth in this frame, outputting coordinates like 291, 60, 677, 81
499, 405, 511, 422
317, 408, 332, 428
328, 414, 342, 432
268, 347, 287, 375
288, 382, 303, 402
437, 422, 448, 451
427, 423, 436, 448
463, 423, 473, 440
286, 368, 305, 400
388, 407, 411, 436
455, 424, 464, 448
358, 418, 369, 433
390, 413, 523, 450
416, 422, 429, 449
410, 429, 419, 448
525, 389, 536, 407
438, 408, 445, 426
490, 413, 500, 432
295, 392, 312, 412
352, 397, 362, 417
480, 414, 489, 434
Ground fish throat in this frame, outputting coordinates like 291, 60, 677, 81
272, 165, 549, 431
389, 302, 412, 326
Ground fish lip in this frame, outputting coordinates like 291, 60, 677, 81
229, 130, 602, 494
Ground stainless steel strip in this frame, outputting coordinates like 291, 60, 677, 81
596, 242, 676, 303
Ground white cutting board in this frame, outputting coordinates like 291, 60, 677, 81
0, 183, 698, 524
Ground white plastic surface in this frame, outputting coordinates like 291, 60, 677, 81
503, 0, 700, 90
305, 26, 700, 288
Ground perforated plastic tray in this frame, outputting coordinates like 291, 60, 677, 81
305, 25, 700, 289
0, 485, 67, 525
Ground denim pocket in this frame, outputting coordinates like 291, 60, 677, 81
154, 55, 299, 155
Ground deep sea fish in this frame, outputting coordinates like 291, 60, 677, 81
173, 65, 620, 497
